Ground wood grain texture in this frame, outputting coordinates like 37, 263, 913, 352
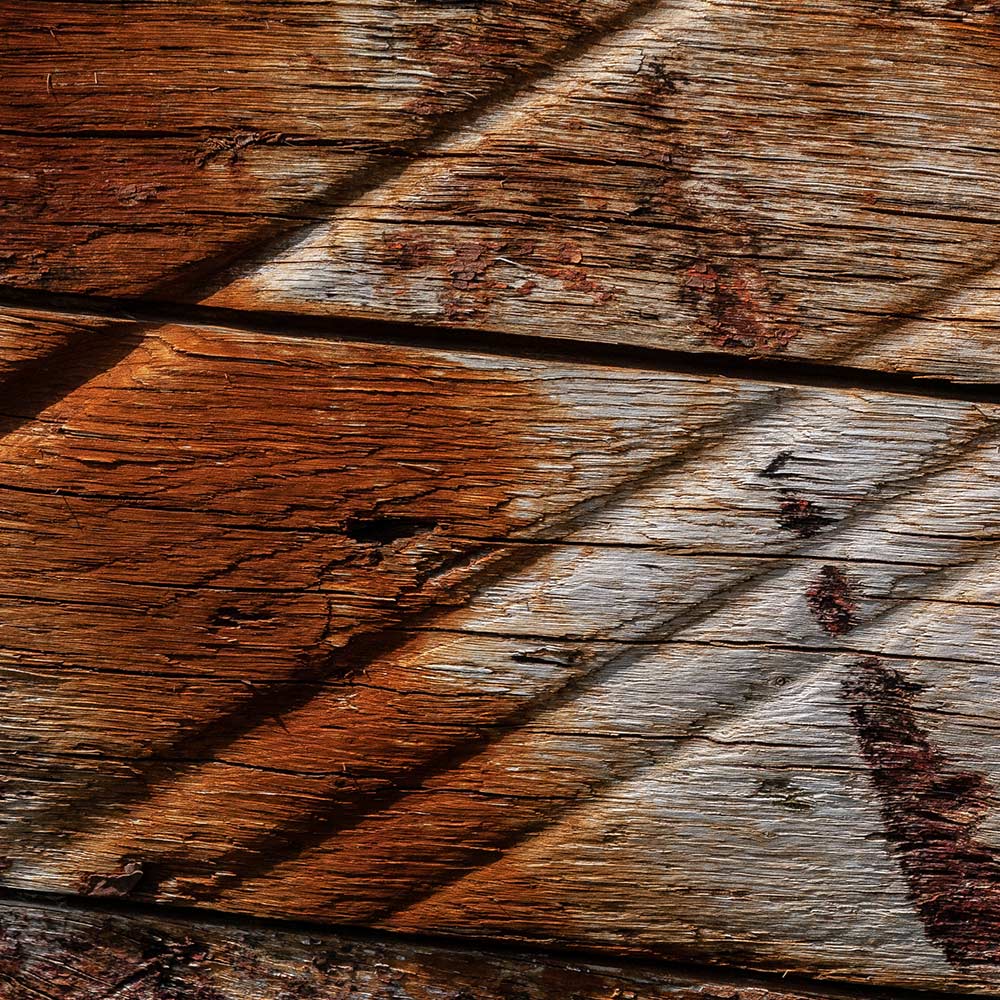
209, 0, 1000, 380
5, 2, 1000, 380
3, 309, 1000, 990
0, 897, 920, 1000
0, 0, 630, 296
7, 0, 1000, 381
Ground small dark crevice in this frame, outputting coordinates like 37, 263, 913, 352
343, 515, 438, 545
760, 451, 793, 477
209, 606, 275, 627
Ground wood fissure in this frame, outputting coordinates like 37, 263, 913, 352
0, 895, 955, 1000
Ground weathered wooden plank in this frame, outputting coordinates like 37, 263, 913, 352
0, 896, 917, 1000
0, 0, 630, 296
3, 308, 1000, 990
207, 0, 1000, 380
6, 2, 1000, 381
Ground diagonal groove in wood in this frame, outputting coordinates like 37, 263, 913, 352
199, 411, 1000, 912
40, 397, 1000, 911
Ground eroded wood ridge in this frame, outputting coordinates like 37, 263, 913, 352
0, 897, 921, 1000
3, 311, 1000, 990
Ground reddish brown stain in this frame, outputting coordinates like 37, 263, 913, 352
382, 235, 433, 271
443, 241, 508, 321
777, 495, 835, 538
402, 2, 595, 118
543, 242, 616, 305
681, 262, 796, 354
806, 565, 857, 634
843, 658, 1000, 966
442, 239, 540, 321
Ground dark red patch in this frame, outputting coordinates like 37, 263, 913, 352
843, 658, 1000, 966
806, 565, 856, 634
681, 262, 796, 354
777, 495, 835, 538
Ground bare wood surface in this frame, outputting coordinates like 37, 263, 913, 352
5, 2, 1000, 381
3, 309, 1000, 990
0, 896, 924, 1000
0, 0, 630, 296
210, 0, 1000, 380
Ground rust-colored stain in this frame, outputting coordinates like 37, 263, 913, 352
805, 565, 857, 635
543, 242, 616, 305
681, 262, 796, 354
844, 658, 1000, 966
382, 235, 433, 272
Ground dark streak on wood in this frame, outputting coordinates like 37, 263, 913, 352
843, 658, 1000, 968
806, 566, 857, 636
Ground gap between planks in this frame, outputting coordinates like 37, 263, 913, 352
3, 290, 1000, 410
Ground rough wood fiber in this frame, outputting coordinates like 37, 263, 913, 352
0, 0, 630, 296
5, 2, 1000, 381
193, 0, 1000, 380
3, 310, 1000, 991
0, 897, 913, 1000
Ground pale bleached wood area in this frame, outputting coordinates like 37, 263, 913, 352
5, 0, 1000, 996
